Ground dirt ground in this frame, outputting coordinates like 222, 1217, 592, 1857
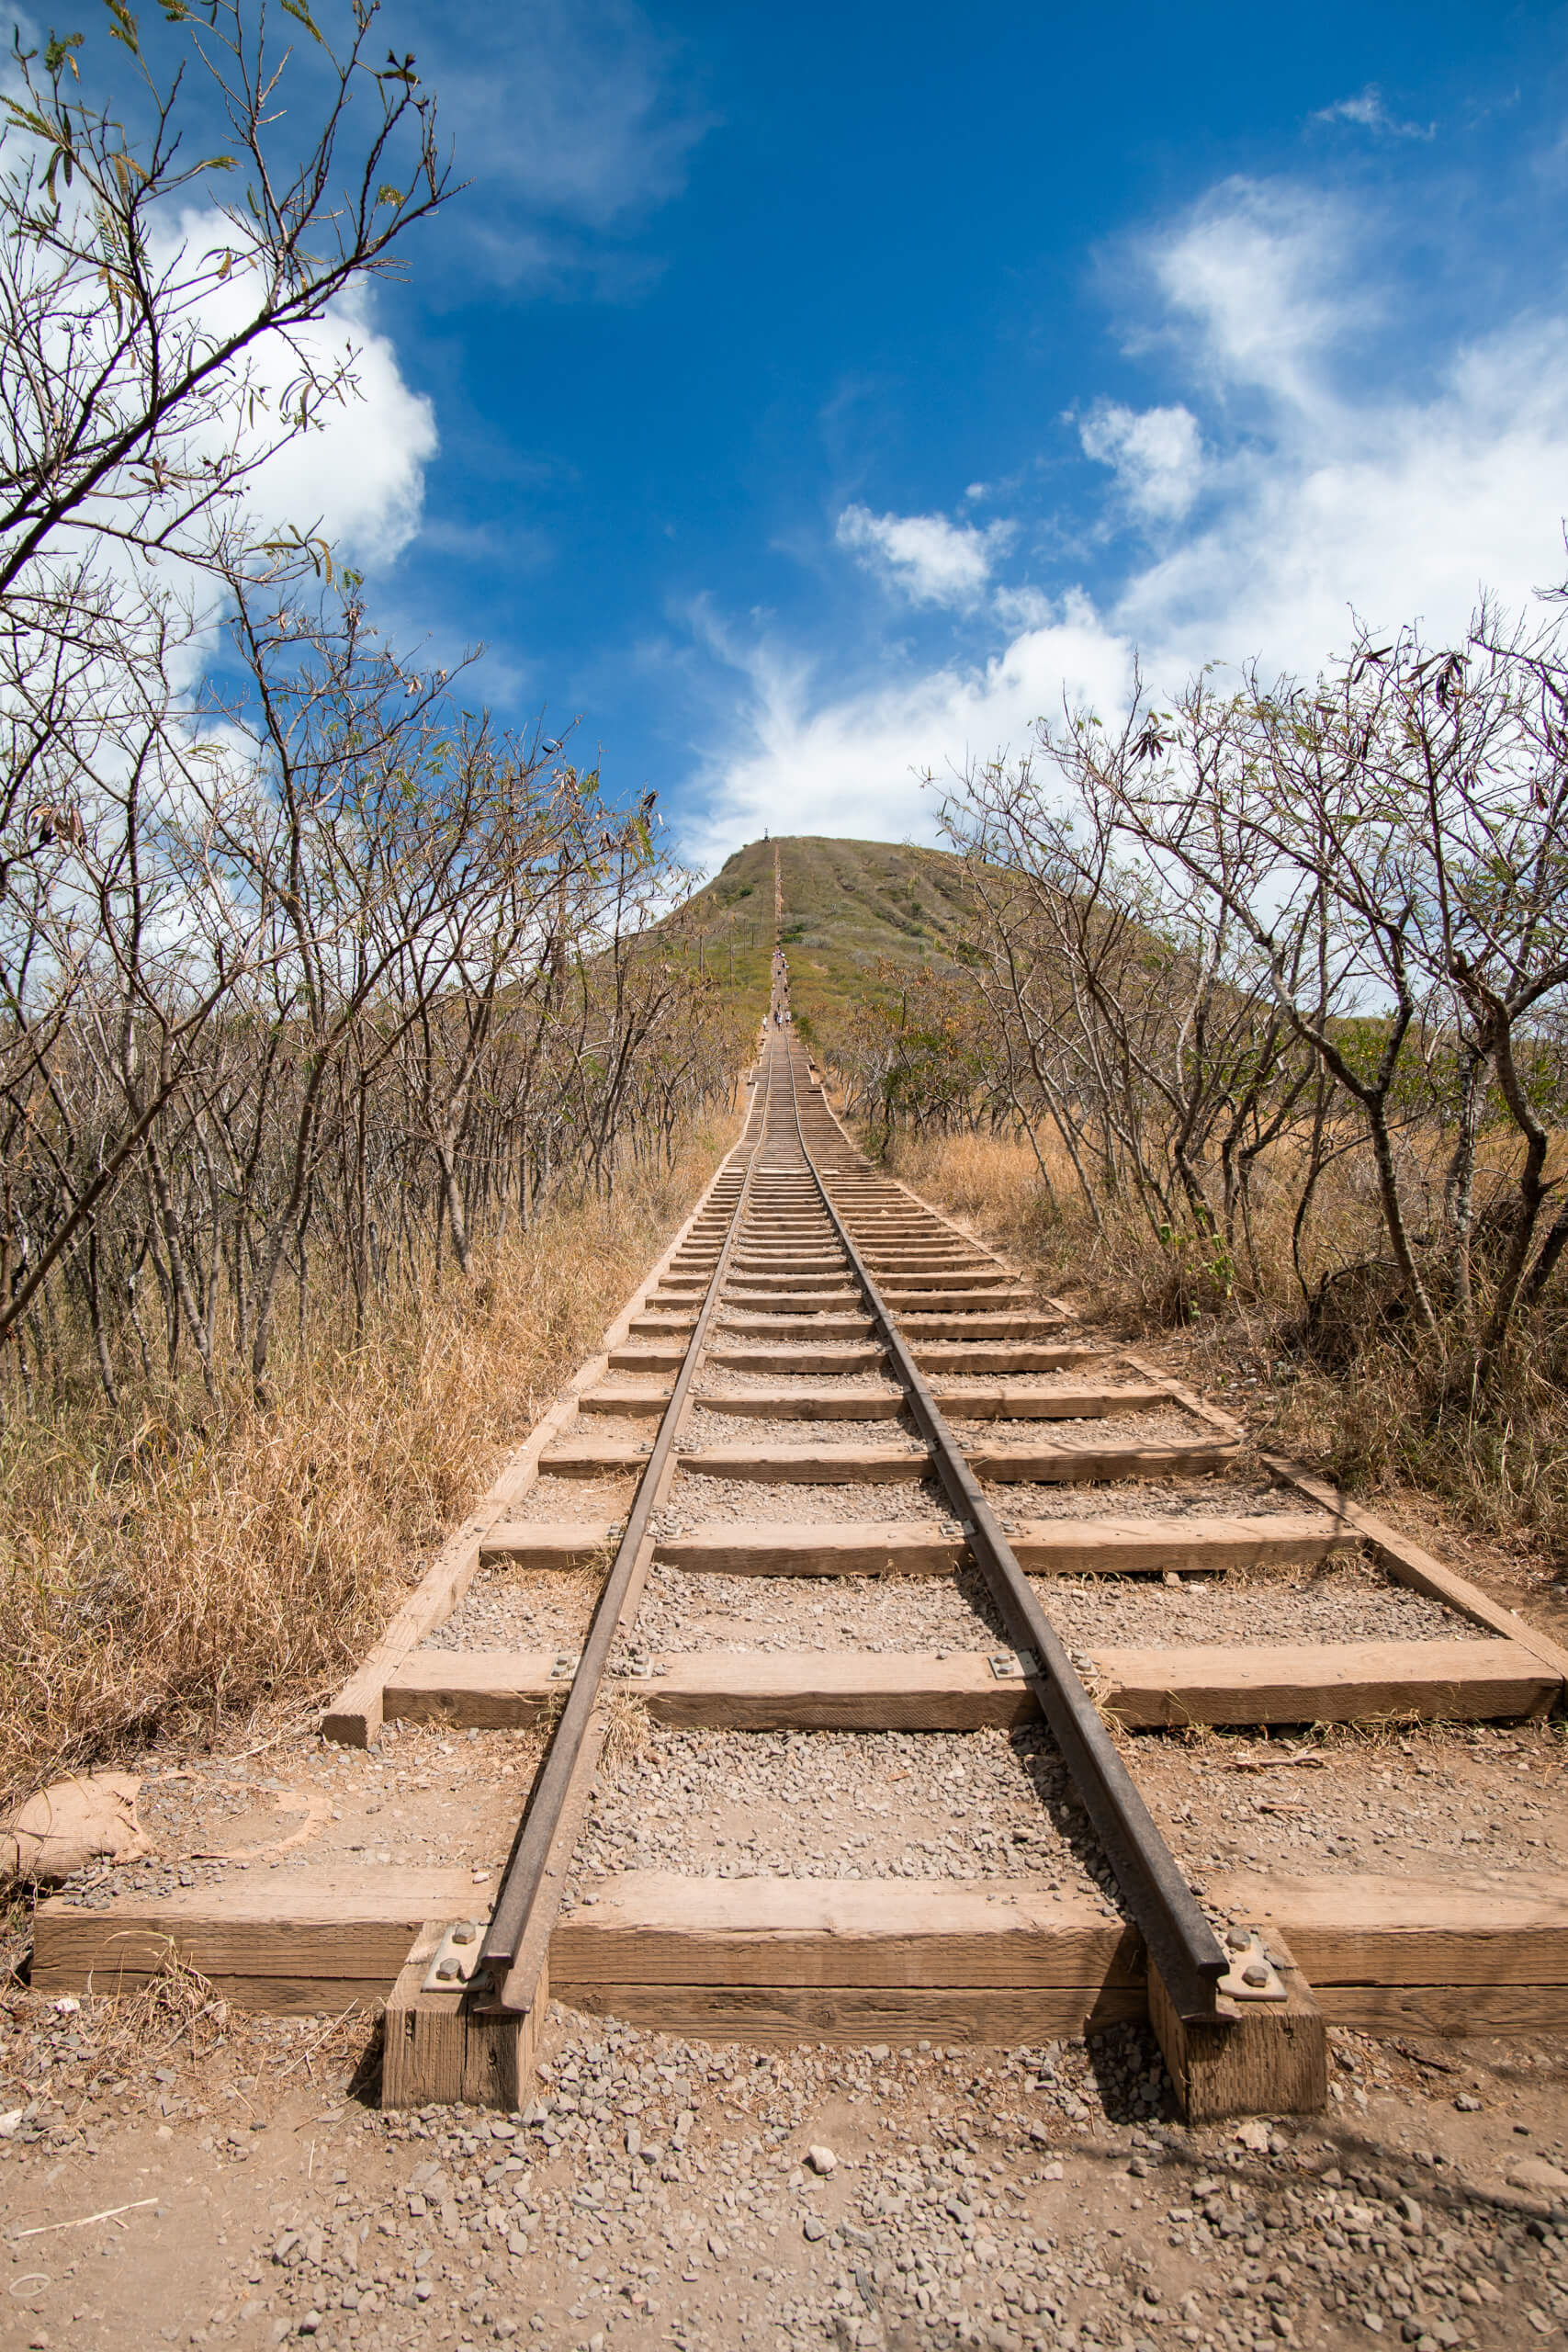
3, 1691, 1567, 2352
2, 1936, 1567, 2352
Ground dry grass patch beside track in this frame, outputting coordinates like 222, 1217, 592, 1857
0, 1128, 732, 1815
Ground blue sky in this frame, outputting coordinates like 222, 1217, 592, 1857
182, 0, 1568, 873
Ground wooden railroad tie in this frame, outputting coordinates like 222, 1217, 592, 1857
376, 1637, 1558, 1733
479, 1511, 1361, 1577
37, 1867, 1568, 2099
536, 1435, 1241, 1481
576, 1381, 1168, 1421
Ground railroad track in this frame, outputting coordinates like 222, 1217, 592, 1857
35, 1001, 1568, 2118
367, 1018, 1568, 2117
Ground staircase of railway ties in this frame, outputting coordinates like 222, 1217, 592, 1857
33, 1029, 1568, 2121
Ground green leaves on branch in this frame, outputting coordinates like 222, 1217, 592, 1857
279, 0, 326, 44
43, 31, 84, 77
103, 0, 140, 52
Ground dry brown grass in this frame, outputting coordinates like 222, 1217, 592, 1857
0, 1123, 734, 1815
600, 1688, 653, 1769
885, 1126, 1568, 1567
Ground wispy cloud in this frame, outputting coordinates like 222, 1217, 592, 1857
685, 174, 1568, 865
1144, 177, 1373, 407
1121, 178, 1568, 672
1313, 85, 1435, 140
681, 589, 1128, 865
1078, 401, 1204, 521
410, 0, 716, 294
835, 504, 1015, 607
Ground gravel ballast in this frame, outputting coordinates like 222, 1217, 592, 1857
1130, 1719, 1568, 1889
660, 1476, 955, 1526
622, 1561, 1009, 1657
1037, 1562, 1480, 1649
990, 1475, 1301, 1520
421, 1566, 604, 1655
572, 1724, 1121, 1903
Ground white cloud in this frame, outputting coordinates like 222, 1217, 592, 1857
1145, 178, 1371, 407
685, 175, 1568, 867
150, 213, 438, 571
1314, 85, 1435, 140
835, 503, 1014, 607
1118, 183, 1568, 673
242, 286, 437, 570
1078, 401, 1204, 521
682, 591, 1128, 868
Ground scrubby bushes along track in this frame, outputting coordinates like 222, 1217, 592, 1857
0, 1129, 736, 1812
0, 6, 752, 1801
807, 605, 1568, 1559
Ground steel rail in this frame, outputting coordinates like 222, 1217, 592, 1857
479, 1046, 774, 1988
784, 1044, 1229, 2022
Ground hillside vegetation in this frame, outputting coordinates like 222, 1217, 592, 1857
682, 833, 973, 1031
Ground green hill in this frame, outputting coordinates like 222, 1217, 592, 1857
676, 833, 972, 1031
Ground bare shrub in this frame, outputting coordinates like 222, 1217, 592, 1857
807, 596, 1568, 1554
0, 10, 759, 1808
0, 1123, 732, 1810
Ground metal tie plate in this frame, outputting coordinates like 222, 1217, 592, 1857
1217, 1925, 1288, 2004
422, 1918, 493, 1998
